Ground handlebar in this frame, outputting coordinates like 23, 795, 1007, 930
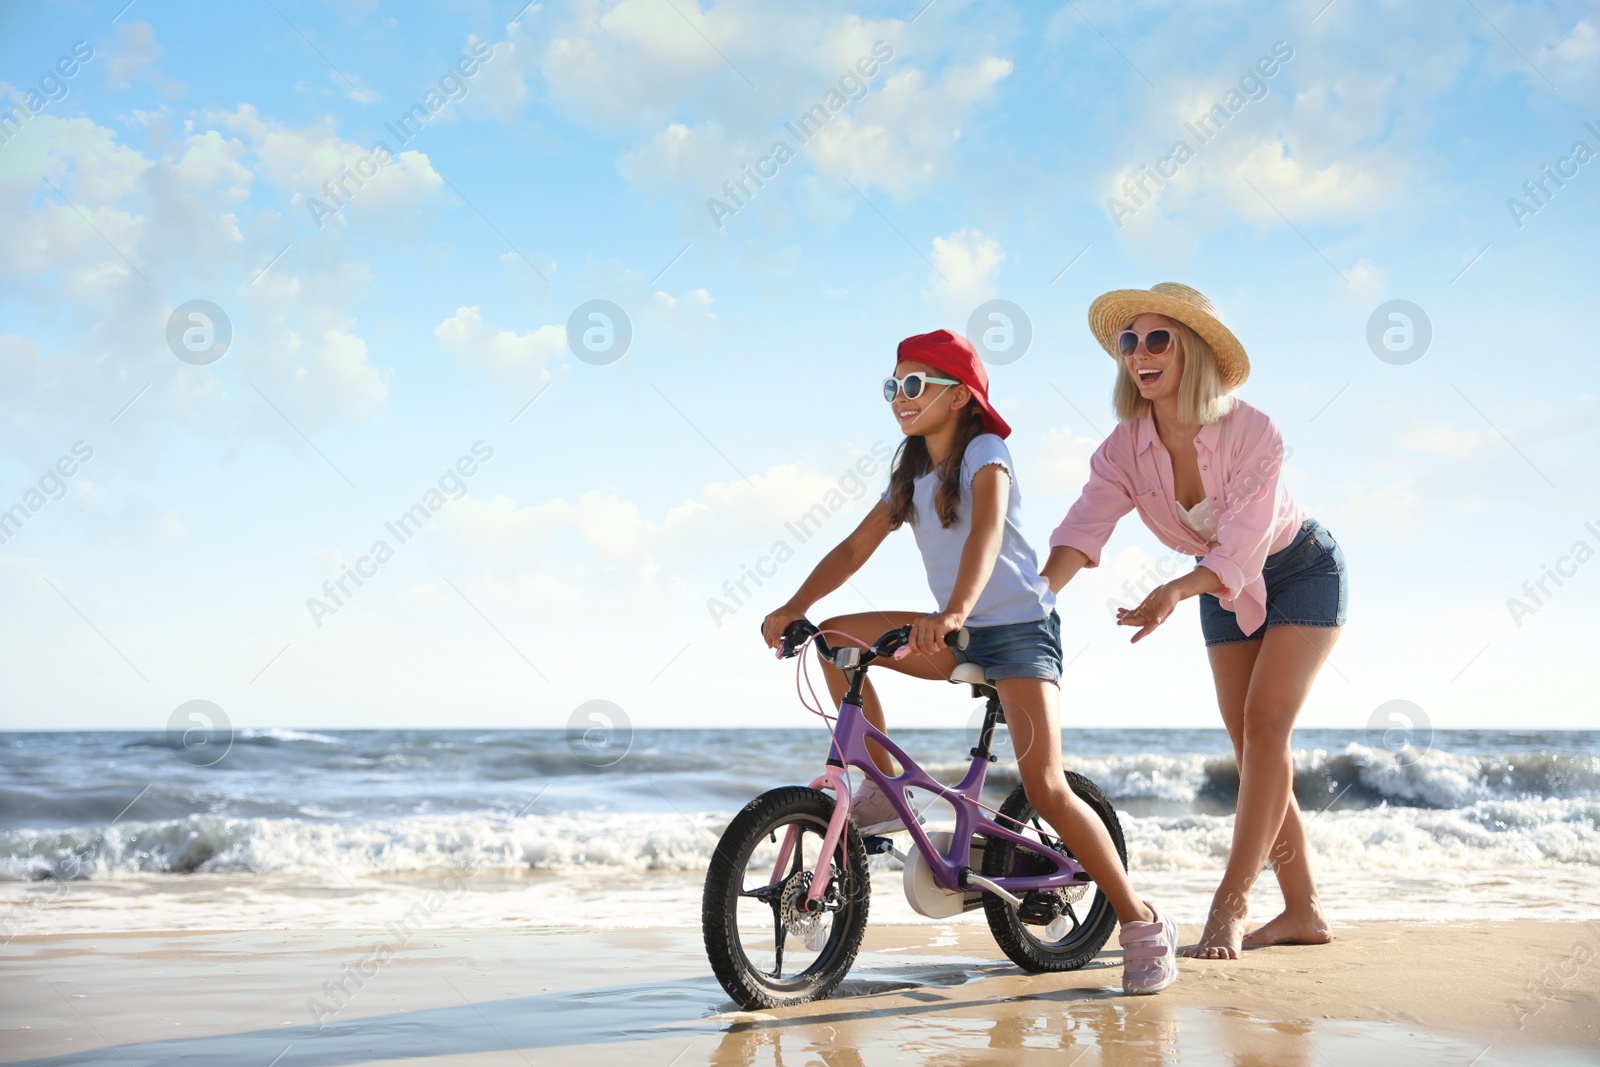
773, 617, 969, 666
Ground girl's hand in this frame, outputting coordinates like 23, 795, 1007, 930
761, 602, 808, 649
1116, 583, 1181, 643
908, 610, 965, 656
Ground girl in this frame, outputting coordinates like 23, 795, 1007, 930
761, 328, 1179, 995
1041, 283, 1347, 959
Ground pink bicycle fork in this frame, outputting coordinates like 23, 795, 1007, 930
769, 763, 854, 908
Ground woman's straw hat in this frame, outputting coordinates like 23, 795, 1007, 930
1087, 282, 1249, 391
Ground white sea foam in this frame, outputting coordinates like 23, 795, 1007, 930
3, 796, 1595, 884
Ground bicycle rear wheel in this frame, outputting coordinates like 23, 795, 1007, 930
981, 770, 1125, 972
702, 786, 871, 1009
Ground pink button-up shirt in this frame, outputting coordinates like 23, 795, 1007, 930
1048, 400, 1305, 636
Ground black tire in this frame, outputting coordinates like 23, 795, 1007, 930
702, 786, 871, 1009
981, 770, 1126, 972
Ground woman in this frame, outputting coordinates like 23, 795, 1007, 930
1040, 283, 1348, 959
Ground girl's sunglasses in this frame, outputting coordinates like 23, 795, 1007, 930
1118, 329, 1174, 357
883, 372, 960, 401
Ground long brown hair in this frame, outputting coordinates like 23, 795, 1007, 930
885, 401, 988, 530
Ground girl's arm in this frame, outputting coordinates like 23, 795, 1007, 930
907, 464, 1007, 655
761, 500, 893, 648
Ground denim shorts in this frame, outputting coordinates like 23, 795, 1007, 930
1197, 519, 1348, 646
954, 609, 1063, 684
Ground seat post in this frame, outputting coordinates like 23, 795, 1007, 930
971, 693, 1004, 761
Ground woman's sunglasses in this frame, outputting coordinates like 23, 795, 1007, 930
883, 372, 960, 401
1118, 329, 1174, 357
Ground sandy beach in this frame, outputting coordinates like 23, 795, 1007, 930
5, 920, 1598, 1066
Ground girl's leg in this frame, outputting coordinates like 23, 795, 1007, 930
994, 677, 1155, 926
1204, 640, 1331, 950
816, 612, 956, 775
1187, 624, 1341, 959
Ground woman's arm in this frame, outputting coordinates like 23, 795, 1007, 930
907, 463, 1007, 655
760, 500, 892, 647
1047, 437, 1136, 580
1040, 545, 1093, 593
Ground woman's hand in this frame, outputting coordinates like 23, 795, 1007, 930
761, 602, 809, 649
1116, 582, 1181, 643
908, 610, 965, 657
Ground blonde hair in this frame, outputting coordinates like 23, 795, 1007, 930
1111, 317, 1235, 425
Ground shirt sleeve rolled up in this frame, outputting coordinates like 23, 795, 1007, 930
1048, 439, 1135, 567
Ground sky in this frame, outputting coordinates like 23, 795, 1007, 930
0, 0, 1597, 737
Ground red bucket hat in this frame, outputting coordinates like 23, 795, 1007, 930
895, 329, 1012, 439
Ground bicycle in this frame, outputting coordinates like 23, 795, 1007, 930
701, 618, 1128, 1009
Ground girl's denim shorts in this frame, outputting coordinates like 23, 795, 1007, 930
954, 609, 1063, 684
1197, 519, 1348, 646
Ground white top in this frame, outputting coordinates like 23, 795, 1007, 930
881, 434, 1055, 627
1175, 496, 1218, 543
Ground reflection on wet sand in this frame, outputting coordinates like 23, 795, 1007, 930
705, 973, 1572, 1067
7, 924, 1598, 1066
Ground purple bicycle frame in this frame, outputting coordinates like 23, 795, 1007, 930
774, 696, 1087, 907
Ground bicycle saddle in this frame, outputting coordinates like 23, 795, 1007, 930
949, 662, 987, 686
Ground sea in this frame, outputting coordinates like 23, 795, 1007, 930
3, 727, 1597, 935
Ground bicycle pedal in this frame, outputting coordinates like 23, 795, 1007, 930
1017, 890, 1064, 926
862, 835, 896, 856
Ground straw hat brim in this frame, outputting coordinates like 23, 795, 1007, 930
1088, 287, 1250, 391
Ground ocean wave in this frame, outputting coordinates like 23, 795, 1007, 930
0, 812, 720, 882
1071, 745, 1600, 809
3, 797, 1595, 883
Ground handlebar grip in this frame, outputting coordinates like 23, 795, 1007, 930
946, 627, 970, 652
776, 618, 821, 659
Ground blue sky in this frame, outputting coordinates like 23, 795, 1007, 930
1, 0, 1597, 735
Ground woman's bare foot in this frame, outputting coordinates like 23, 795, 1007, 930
1241, 906, 1332, 948
1181, 896, 1248, 960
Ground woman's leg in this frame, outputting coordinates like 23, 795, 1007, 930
816, 611, 956, 774
1187, 624, 1341, 959
994, 677, 1155, 926
1201, 639, 1331, 951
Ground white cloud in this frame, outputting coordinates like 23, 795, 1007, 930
431, 445, 896, 614
104, 22, 170, 91
237, 265, 391, 427
495, 5, 1012, 217
805, 57, 1013, 196
434, 306, 564, 387
1035, 425, 1099, 495
220, 105, 443, 224
460, 33, 532, 122
1224, 137, 1382, 218
925, 228, 1004, 310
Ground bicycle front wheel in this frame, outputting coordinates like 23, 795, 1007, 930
981, 770, 1125, 972
701, 786, 870, 1009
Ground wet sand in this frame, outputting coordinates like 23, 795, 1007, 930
4, 921, 1599, 1065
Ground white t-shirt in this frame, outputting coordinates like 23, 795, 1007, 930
883, 434, 1056, 628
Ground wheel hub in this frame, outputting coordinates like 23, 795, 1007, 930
778, 870, 832, 950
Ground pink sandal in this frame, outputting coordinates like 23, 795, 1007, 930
1120, 903, 1178, 994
